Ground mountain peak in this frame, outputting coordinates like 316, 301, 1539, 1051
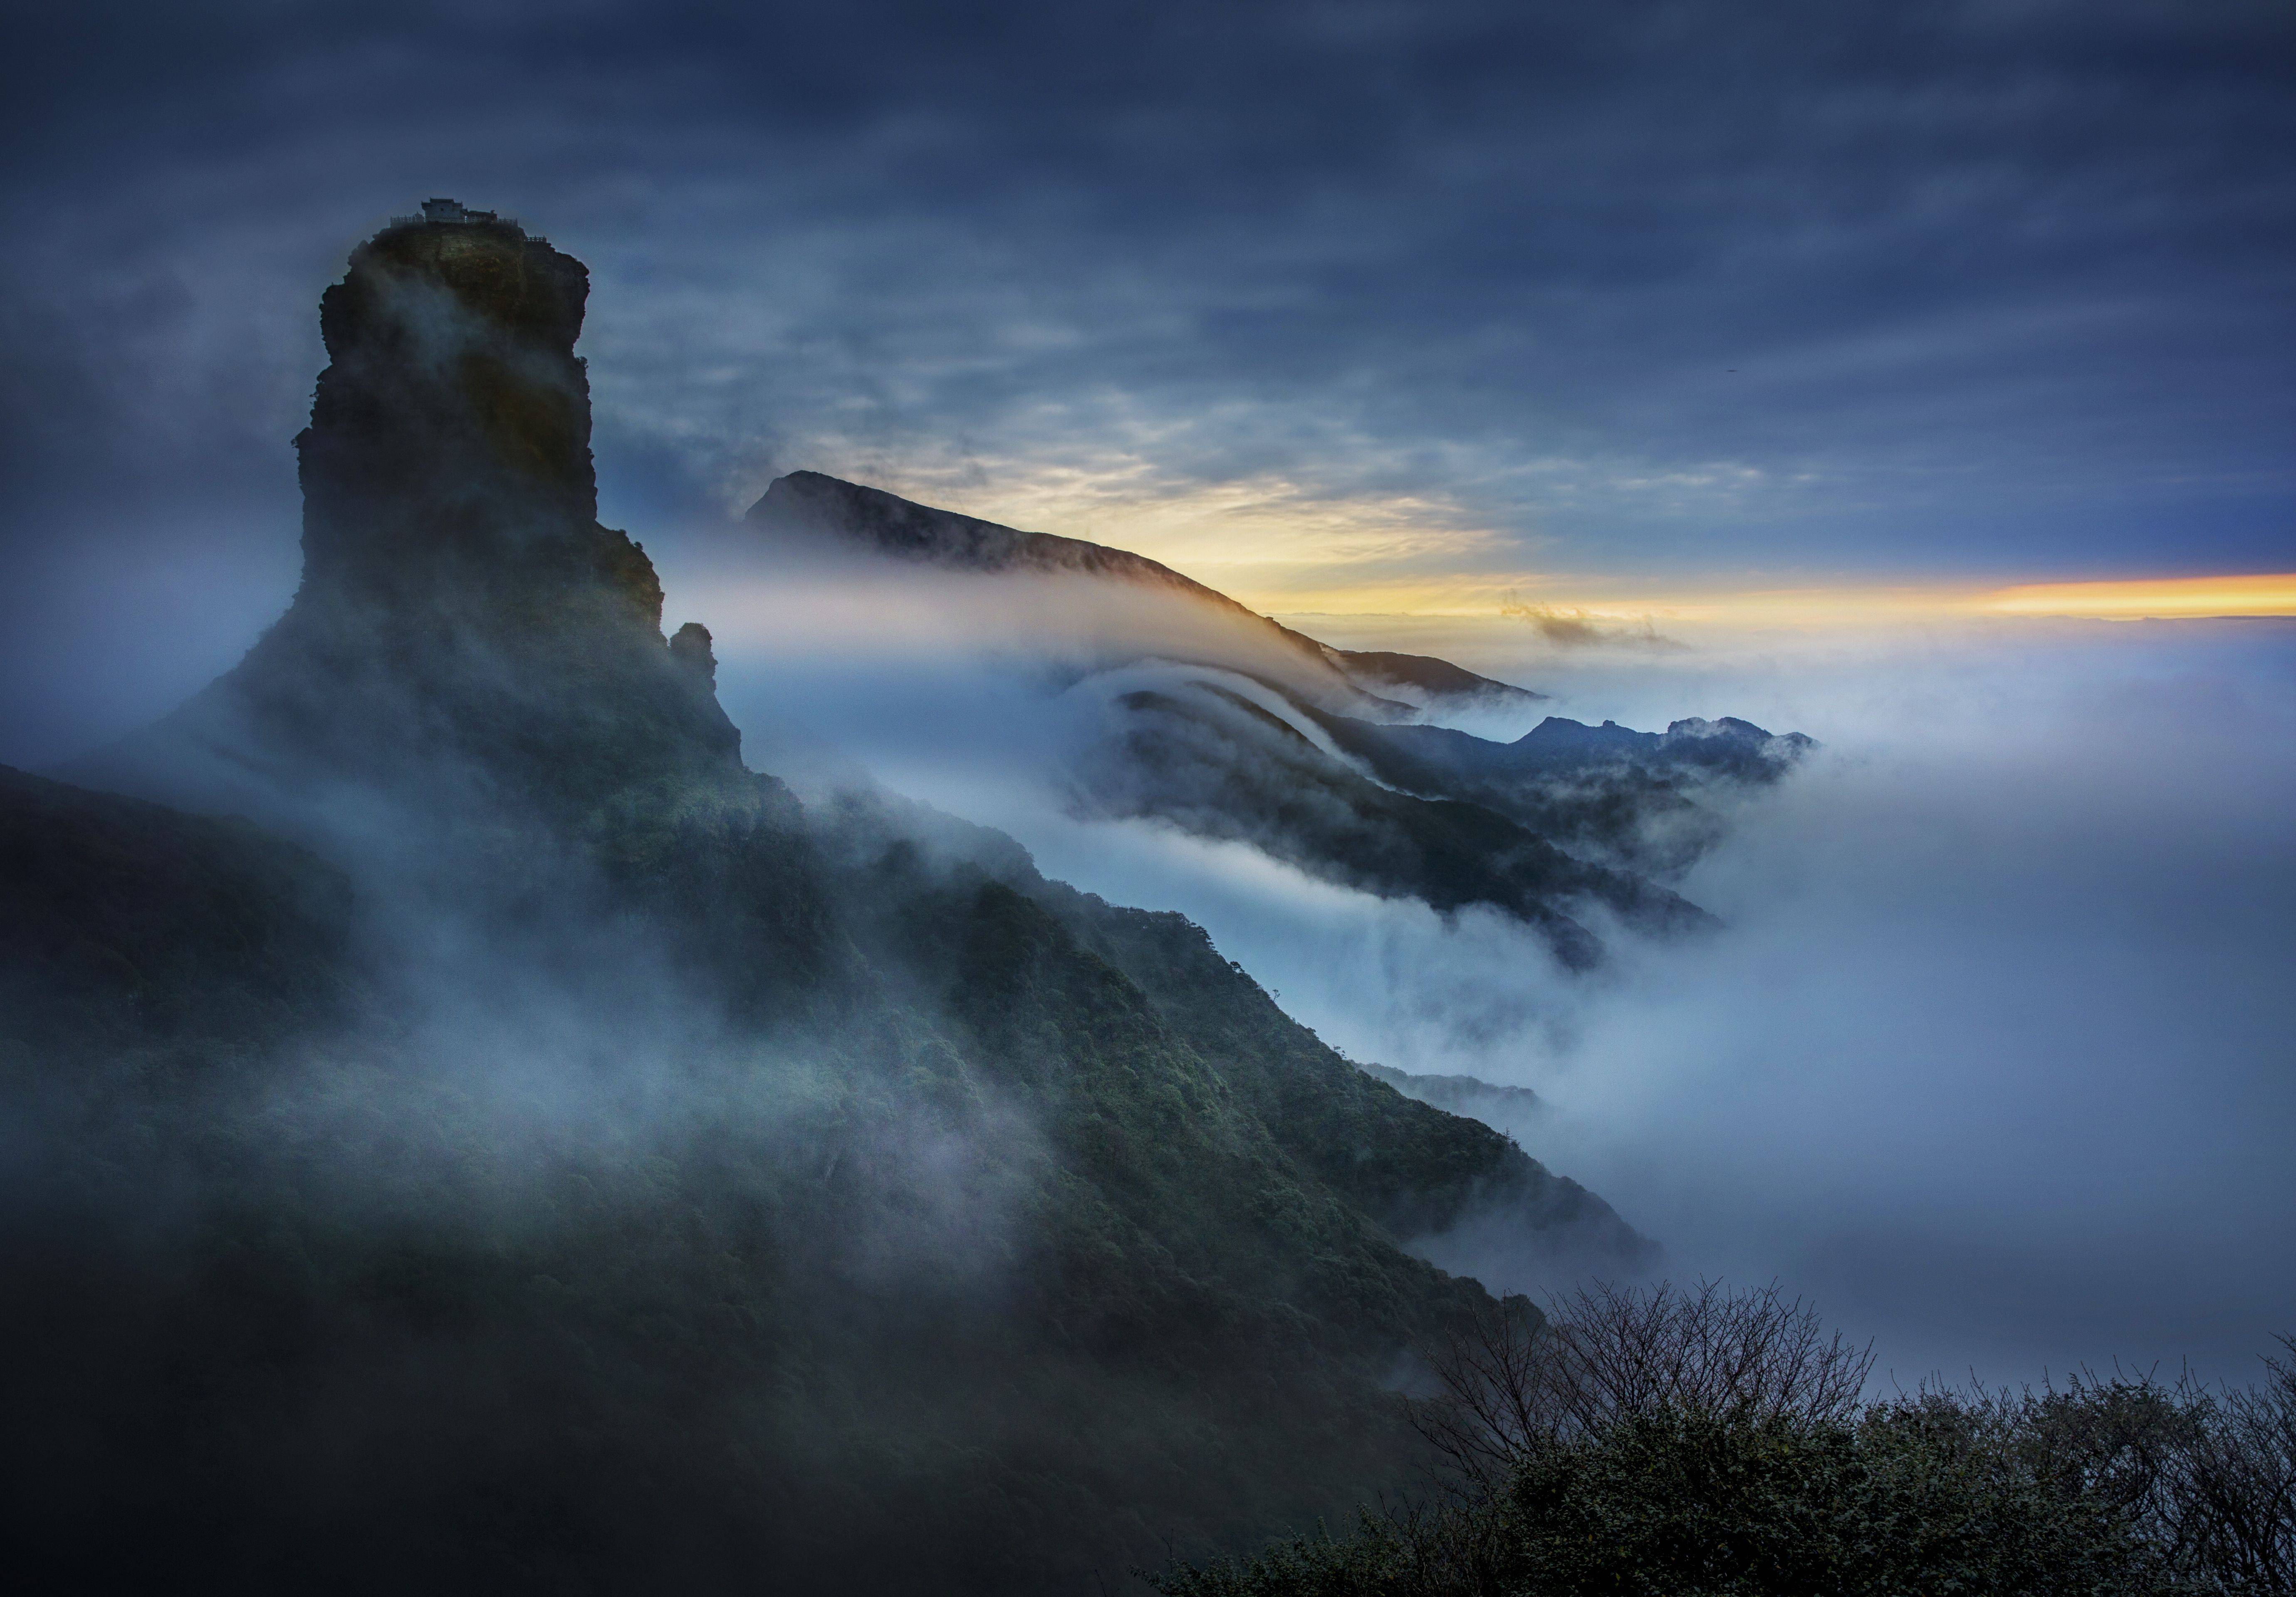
750, 470, 1223, 600
76, 208, 739, 815
294, 206, 659, 625
745, 470, 1541, 711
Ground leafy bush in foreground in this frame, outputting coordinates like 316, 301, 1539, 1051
1156, 1285, 2296, 1597
1155, 1404, 2171, 1596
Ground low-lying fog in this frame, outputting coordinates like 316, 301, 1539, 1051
681, 559, 2296, 1393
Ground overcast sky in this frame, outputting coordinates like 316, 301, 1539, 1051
3, 0, 2293, 759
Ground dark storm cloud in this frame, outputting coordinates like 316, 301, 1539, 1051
3, 1, 2293, 759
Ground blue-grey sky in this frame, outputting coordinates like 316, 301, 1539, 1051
3, 0, 2293, 760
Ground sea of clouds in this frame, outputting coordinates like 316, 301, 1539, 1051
691, 571, 2296, 1393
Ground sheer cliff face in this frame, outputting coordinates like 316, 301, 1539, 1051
297, 218, 655, 625
96, 216, 739, 818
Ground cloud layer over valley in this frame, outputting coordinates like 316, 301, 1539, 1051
693, 556, 2296, 1389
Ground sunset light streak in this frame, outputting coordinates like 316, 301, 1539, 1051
1982, 574, 2296, 620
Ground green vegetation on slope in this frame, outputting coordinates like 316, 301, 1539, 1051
1, 754, 1551, 1592
1156, 1403, 2183, 1597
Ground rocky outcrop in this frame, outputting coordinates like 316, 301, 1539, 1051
75, 208, 740, 823
669, 621, 718, 687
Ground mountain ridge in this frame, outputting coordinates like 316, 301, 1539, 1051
751, 469, 1544, 714
736, 469, 1807, 959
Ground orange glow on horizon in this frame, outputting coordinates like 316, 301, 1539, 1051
1982, 574, 2296, 620
1244, 573, 2296, 627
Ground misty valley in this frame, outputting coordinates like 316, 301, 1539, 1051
4, 208, 2291, 1596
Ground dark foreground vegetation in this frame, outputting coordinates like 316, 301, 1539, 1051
1158, 1282, 2296, 1597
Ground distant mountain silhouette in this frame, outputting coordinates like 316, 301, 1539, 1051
752, 469, 1543, 714
743, 470, 1810, 956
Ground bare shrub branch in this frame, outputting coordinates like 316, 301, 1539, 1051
1415, 1278, 1875, 1486
2179, 1335, 2296, 1591
1920, 1340, 2296, 1592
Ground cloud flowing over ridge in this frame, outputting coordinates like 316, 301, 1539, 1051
692, 566, 2296, 1389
